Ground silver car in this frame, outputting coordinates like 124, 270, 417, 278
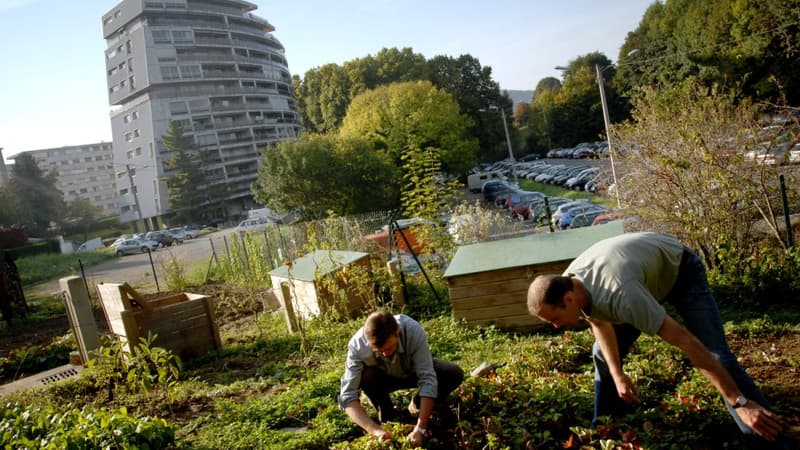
111, 238, 159, 256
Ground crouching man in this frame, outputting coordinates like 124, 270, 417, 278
338, 311, 464, 447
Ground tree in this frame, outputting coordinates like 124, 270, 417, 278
252, 134, 396, 220
613, 84, 799, 268
615, 0, 800, 104
513, 102, 531, 129
0, 183, 17, 227
63, 199, 103, 241
294, 48, 428, 134
10, 153, 65, 236
526, 77, 562, 151
548, 52, 628, 146
339, 81, 478, 176
423, 54, 512, 162
161, 120, 210, 225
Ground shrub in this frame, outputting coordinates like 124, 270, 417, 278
0, 403, 176, 449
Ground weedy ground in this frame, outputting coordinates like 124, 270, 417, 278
1, 280, 799, 449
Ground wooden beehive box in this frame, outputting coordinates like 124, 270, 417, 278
443, 222, 624, 331
270, 250, 372, 332
97, 283, 222, 359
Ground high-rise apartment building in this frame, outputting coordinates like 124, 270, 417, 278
102, 0, 301, 228
10, 143, 118, 216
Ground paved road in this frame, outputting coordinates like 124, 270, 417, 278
26, 228, 240, 298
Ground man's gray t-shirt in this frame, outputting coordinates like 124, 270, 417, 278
564, 232, 684, 335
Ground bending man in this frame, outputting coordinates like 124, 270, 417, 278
527, 232, 783, 443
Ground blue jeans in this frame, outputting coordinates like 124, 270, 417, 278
592, 248, 770, 435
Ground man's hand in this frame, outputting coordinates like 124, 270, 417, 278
736, 400, 783, 441
406, 427, 425, 448
613, 373, 640, 404
370, 426, 391, 440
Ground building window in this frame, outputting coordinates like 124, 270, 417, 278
169, 101, 188, 114
152, 30, 170, 43
196, 134, 217, 146
161, 66, 179, 80
125, 130, 139, 142
188, 99, 209, 112
172, 30, 192, 43
180, 65, 201, 79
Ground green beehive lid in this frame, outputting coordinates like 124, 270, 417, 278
269, 250, 369, 282
443, 222, 624, 278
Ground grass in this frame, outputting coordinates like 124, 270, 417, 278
518, 179, 617, 209
15, 250, 117, 286
2, 277, 798, 449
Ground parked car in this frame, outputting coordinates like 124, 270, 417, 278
504, 191, 545, 210
236, 218, 269, 233
183, 224, 201, 239
111, 238, 159, 256
561, 205, 608, 229
482, 180, 514, 203
145, 231, 174, 247
551, 199, 593, 227
166, 228, 186, 244
592, 211, 626, 226
528, 197, 571, 224
110, 234, 133, 247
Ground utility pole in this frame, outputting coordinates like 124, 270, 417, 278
499, 108, 518, 185
596, 64, 622, 209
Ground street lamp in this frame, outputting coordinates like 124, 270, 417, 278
555, 63, 622, 208
595, 64, 622, 209
481, 106, 518, 185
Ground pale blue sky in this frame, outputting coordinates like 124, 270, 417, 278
0, 0, 654, 161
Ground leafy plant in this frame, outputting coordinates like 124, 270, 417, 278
86, 333, 182, 400
0, 403, 175, 449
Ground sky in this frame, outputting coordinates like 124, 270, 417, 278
0, 0, 654, 162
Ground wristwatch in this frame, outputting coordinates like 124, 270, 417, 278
733, 395, 748, 408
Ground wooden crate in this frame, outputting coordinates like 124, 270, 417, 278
443, 222, 624, 331
97, 283, 222, 359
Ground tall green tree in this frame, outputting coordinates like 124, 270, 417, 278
252, 135, 395, 219
294, 48, 428, 134
339, 80, 478, 176
10, 153, 65, 236
615, 0, 800, 104
527, 77, 562, 151
548, 52, 628, 146
161, 120, 209, 225
423, 54, 512, 162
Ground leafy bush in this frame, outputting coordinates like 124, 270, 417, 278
86, 334, 182, 400
0, 403, 176, 449
709, 242, 800, 308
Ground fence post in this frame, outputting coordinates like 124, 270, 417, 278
780, 174, 794, 248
